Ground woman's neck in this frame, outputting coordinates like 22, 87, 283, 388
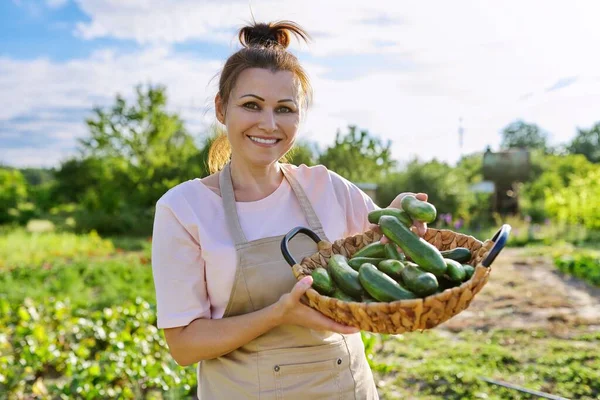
228, 158, 284, 202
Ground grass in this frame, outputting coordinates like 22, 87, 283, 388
365, 329, 599, 399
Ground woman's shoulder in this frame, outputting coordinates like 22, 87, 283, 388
284, 163, 341, 183
286, 163, 357, 190
156, 175, 219, 210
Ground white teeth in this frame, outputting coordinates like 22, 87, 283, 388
249, 136, 278, 145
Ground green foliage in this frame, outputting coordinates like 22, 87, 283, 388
0, 229, 114, 271
544, 166, 600, 230
553, 250, 600, 287
520, 153, 596, 223
318, 125, 395, 183
0, 168, 28, 223
568, 121, 600, 163
286, 140, 318, 166
500, 119, 549, 151
376, 159, 478, 224
368, 329, 599, 400
0, 297, 197, 398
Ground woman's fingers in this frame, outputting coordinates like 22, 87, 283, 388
416, 192, 428, 201
288, 276, 312, 303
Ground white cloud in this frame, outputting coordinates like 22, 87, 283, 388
2, 0, 600, 168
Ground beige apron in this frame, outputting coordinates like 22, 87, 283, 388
197, 162, 378, 399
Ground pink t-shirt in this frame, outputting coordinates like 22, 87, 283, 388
151, 164, 379, 329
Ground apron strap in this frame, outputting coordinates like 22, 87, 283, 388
219, 162, 325, 247
280, 164, 324, 233
219, 162, 249, 246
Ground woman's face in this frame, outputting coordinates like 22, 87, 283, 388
216, 68, 302, 169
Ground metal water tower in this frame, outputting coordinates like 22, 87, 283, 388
481, 147, 531, 214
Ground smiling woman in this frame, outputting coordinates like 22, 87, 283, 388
150, 20, 396, 399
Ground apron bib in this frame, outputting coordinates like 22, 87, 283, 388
197, 162, 378, 399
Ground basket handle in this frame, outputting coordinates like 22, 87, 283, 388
281, 226, 322, 267
481, 224, 511, 267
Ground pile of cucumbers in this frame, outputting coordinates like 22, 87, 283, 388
310, 195, 476, 303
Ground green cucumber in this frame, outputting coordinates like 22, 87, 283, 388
462, 264, 475, 281
327, 254, 364, 300
377, 259, 405, 280
331, 288, 356, 302
384, 243, 406, 261
440, 247, 472, 263
400, 195, 437, 223
444, 259, 466, 282
310, 267, 335, 295
379, 215, 447, 277
351, 241, 386, 259
358, 263, 417, 302
348, 257, 385, 271
368, 208, 412, 227
400, 264, 439, 297
361, 292, 379, 303
437, 275, 460, 291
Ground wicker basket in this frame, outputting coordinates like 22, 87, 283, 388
281, 225, 510, 334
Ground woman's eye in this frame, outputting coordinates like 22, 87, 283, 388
277, 106, 293, 113
243, 102, 259, 110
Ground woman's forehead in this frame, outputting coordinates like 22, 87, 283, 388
232, 68, 301, 100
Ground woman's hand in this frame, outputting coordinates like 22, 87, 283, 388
376, 192, 429, 242
275, 276, 360, 334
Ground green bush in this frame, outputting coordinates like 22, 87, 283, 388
553, 250, 600, 287
0, 168, 28, 224
0, 297, 197, 398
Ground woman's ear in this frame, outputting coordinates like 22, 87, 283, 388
215, 93, 225, 124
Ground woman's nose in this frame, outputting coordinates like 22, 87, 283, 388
258, 110, 277, 132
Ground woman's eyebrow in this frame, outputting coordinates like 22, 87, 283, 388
239, 94, 295, 103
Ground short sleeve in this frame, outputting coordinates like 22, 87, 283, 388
329, 170, 381, 236
151, 202, 211, 329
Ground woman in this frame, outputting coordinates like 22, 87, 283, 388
151, 20, 428, 399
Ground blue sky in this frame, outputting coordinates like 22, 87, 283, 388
2, 0, 600, 168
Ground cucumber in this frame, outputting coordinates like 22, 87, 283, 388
310, 267, 335, 295
358, 263, 417, 302
437, 275, 460, 291
368, 208, 412, 227
348, 257, 385, 271
400, 264, 439, 297
462, 264, 475, 281
400, 195, 437, 223
331, 288, 356, 302
361, 292, 378, 303
384, 243, 406, 261
444, 259, 466, 282
327, 254, 364, 300
440, 247, 472, 263
377, 259, 405, 280
351, 241, 386, 259
379, 215, 447, 277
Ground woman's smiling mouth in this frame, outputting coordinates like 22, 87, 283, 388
247, 135, 281, 146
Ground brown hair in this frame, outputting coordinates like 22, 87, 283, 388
208, 20, 313, 174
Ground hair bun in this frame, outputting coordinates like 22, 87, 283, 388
239, 20, 310, 50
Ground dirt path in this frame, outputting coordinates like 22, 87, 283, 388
439, 248, 600, 335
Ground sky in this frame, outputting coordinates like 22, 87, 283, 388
1, 0, 600, 169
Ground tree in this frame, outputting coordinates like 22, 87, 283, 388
318, 125, 395, 183
76, 84, 203, 209
0, 168, 28, 223
286, 140, 318, 167
568, 122, 600, 163
500, 120, 549, 151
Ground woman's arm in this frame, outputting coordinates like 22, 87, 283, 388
163, 276, 359, 366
